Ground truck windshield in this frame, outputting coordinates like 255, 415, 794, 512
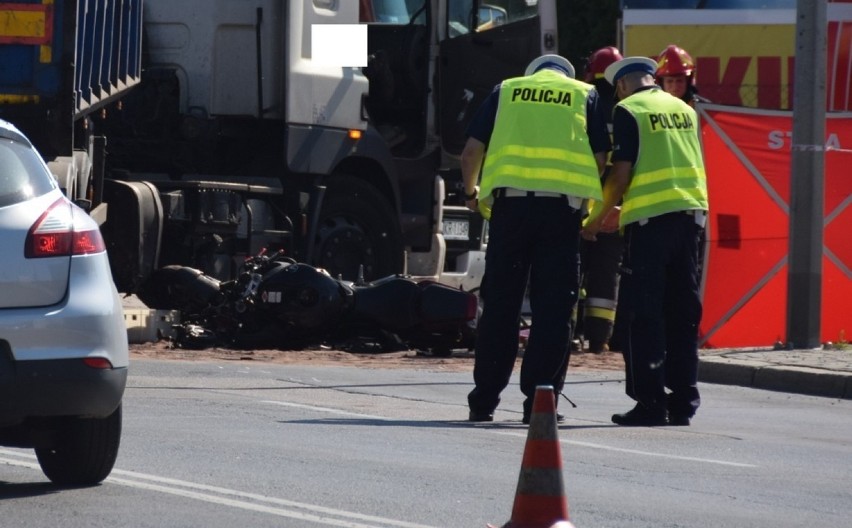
365, 0, 426, 24
449, 1, 539, 36
620, 1, 794, 7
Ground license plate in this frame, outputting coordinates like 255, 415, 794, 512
442, 219, 469, 241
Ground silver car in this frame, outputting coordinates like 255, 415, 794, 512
0, 119, 128, 486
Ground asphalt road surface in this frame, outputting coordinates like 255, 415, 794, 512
1, 358, 850, 527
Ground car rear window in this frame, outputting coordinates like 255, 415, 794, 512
0, 139, 56, 208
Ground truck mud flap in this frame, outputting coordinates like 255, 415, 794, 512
101, 180, 164, 293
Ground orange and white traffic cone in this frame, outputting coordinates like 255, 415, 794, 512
487, 385, 572, 528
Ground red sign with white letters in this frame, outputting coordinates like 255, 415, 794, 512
699, 105, 852, 347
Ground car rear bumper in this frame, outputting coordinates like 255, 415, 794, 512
0, 251, 129, 428
0, 356, 127, 426
0, 252, 129, 366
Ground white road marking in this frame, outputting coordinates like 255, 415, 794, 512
259, 401, 758, 468
491, 431, 758, 468
1, 398, 754, 528
0, 449, 436, 528
261, 400, 388, 420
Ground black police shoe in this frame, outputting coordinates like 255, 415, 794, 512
468, 410, 494, 422
668, 414, 691, 426
611, 403, 668, 426
665, 394, 692, 426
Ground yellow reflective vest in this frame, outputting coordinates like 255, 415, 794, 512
478, 70, 603, 219
616, 88, 708, 227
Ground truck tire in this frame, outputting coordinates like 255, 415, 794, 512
315, 176, 403, 281
35, 405, 122, 487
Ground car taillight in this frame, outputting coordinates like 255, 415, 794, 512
25, 198, 105, 258
83, 357, 114, 369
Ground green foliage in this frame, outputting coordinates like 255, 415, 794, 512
557, 0, 621, 76
836, 330, 849, 350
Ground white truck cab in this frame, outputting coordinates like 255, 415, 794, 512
102, 0, 558, 294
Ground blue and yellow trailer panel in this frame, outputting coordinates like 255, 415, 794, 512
0, 0, 142, 117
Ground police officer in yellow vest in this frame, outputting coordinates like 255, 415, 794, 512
582, 57, 709, 427
462, 54, 609, 424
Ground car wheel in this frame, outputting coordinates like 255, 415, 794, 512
36, 404, 122, 487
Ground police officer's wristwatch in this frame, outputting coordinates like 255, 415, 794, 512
464, 188, 478, 200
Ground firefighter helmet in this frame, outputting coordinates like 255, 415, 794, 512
585, 46, 623, 82
656, 44, 695, 78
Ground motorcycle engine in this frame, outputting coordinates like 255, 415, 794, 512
257, 263, 351, 332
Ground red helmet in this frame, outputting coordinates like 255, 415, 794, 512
585, 46, 623, 82
656, 44, 695, 78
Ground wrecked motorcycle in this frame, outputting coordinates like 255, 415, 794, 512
136, 249, 478, 354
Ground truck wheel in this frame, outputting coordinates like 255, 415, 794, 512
35, 405, 122, 487
315, 176, 403, 281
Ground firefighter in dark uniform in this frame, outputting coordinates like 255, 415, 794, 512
579, 46, 624, 354
657, 44, 710, 279
582, 57, 709, 426
461, 54, 610, 423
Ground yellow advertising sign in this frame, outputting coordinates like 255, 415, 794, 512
623, 13, 796, 109
622, 6, 852, 110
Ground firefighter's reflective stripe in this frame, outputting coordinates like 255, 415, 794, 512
585, 297, 617, 322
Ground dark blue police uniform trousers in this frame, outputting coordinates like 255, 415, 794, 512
468, 192, 581, 416
620, 211, 704, 417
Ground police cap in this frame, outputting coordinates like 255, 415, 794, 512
525, 54, 576, 79
604, 56, 658, 85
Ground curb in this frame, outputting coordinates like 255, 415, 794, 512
699, 358, 852, 399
